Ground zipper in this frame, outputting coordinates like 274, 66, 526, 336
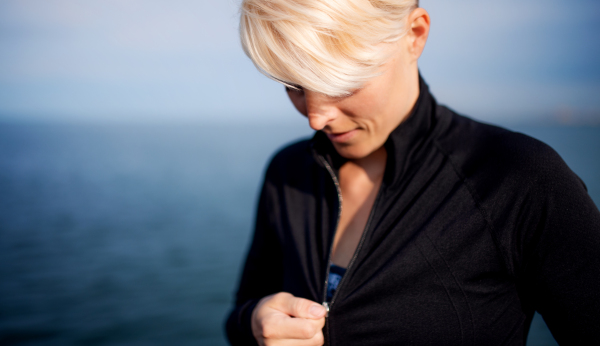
317, 154, 384, 344
317, 155, 343, 312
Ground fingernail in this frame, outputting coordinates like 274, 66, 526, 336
309, 304, 324, 317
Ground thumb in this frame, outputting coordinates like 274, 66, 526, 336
276, 293, 327, 319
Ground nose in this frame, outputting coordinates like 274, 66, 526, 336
304, 90, 338, 131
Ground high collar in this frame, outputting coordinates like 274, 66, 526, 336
311, 74, 438, 186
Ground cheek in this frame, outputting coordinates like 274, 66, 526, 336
287, 90, 307, 117
356, 92, 391, 128
341, 95, 384, 128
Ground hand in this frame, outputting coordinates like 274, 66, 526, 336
251, 292, 326, 346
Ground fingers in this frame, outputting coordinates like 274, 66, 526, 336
273, 292, 327, 319
252, 292, 326, 346
262, 314, 325, 340
263, 329, 324, 346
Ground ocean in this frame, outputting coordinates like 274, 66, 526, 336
1, 121, 598, 345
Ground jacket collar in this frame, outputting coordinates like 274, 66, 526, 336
311, 74, 438, 186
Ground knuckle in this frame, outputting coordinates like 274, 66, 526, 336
313, 332, 324, 345
262, 324, 276, 339
274, 292, 291, 304
279, 292, 292, 299
300, 323, 315, 339
294, 299, 311, 315
262, 314, 285, 340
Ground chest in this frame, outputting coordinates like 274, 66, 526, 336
331, 166, 383, 267
278, 160, 527, 345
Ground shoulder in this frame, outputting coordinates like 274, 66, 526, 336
434, 105, 582, 195
263, 137, 316, 186
434, 106, 599, 277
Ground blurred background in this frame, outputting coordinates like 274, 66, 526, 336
0, 0, 598, 345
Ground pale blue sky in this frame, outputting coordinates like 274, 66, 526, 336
0, 0, 599, 124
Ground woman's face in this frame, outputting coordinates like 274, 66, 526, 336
286, 43, 420, 160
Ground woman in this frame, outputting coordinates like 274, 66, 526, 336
226, 0, 600, 345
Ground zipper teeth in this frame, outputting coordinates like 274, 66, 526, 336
318, 156, 342, 306
318, 155, 384, 308
318, 154, 383, 346
330, 187, 382, 306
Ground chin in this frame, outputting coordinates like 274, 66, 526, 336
332, 143, 374, 160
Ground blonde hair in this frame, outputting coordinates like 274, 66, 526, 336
240, 0, 419, 97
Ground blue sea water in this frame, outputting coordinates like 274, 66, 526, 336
0, 122, 598, 345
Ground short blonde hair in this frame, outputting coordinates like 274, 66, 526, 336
240, 0, 419, 97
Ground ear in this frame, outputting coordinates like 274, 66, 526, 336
405, 8, 430, 62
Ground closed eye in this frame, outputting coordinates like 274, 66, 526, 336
285, 85, 304, 93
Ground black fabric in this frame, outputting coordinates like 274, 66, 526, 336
225, 77, 600, 345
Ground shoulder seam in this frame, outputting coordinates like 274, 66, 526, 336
431, 137, 515, 278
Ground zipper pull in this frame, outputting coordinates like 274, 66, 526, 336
322, 302, 330, 317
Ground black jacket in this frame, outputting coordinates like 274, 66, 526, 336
225, 78, 600, 345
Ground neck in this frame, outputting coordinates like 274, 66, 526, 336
345, 66, 419, 179
394, 65, 421, 129
347, 145, 387, 182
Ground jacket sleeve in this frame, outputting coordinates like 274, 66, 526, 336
515, 147, 600, 344
225, 166, 284, 345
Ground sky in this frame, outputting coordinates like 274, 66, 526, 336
0, 0, 599, 125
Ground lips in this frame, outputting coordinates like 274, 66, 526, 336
326, 129, 358, 143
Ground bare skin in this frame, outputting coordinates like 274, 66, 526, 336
250, 8, 430, 346
251, 293, 326, 346
332, 146, 386, 267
